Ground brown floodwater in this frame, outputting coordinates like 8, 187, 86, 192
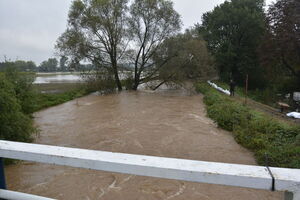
6, 90, 283, 200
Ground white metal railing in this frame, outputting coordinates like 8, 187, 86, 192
0, 140, 299, 200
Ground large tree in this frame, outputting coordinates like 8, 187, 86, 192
197, 0, 266, 88
260, 0, 300, 90
127, 0, 181, 90
56, 0, 181, 91
56, 0, 128, 91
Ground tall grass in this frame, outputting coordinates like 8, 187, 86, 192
195, 82, 300, 168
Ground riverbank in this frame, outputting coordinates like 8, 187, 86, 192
29, 83, 89, 112
195, 82, 300, 169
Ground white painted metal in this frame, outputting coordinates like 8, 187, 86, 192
0, 189, 56, 200
0, 140, 299, 198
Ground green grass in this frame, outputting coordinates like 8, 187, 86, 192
195, 82, 300, 168
34, 83, 85, 94
213, 80, 280, 107
33, 87, 88, 112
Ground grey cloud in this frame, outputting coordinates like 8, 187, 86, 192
0, 0, 274, 64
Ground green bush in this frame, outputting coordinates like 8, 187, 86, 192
33, 89, 87, 112
82, 72, 116, 93
207, 101, 250, 131
4, 68, 37, 114
296, 134, 300, 146
195, 82, 300, 168
0, 74, 35, 142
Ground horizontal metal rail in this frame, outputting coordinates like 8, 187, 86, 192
0, 140, 299, 200
0, 189, 55, 200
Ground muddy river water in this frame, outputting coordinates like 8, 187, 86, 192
6, 90, 283, 199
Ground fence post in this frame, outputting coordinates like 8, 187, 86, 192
0, 158, 6, 190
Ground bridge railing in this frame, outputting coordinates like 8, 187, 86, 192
0, 140, 299, 200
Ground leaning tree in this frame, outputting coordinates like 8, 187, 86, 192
152, 30, 216, 90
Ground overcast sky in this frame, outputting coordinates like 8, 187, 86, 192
0, 0, 274, 65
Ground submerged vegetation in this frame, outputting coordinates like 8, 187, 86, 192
33, 88, 88, 112
196, 82, 300, 168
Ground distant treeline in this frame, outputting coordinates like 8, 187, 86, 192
0, 58, 136, 73
0, 57, 95, 73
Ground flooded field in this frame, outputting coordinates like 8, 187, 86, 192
6, 90, 283, 199
34, 73, 82, 84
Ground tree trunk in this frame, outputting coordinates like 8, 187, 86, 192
115, 74, 122, 91
112, 62, 122, 91
132, 78, 139, 90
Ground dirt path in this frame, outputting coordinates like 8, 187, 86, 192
6, 91, 282, 199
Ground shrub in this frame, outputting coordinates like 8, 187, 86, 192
196, 82, 300, 168
4, 68, 37, 114
207, 101, 250, 131
0, 74, 35, 142
82, 71, 116, 93
33, 89, 87, 112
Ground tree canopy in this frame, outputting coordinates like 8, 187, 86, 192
197, 0, 266, 88
260, 0, 300, 91
0, 60, 37, 72
56, 0, 182, 90
153, 30, 216, 89
38, 58, 59, 72
56, 0, 129, 90
127, 0, 181, 89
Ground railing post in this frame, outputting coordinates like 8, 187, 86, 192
0, 158, 6, 200
0, 158, 6, 190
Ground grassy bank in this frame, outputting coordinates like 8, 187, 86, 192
195, 82, 300, 168
212, 80, 281, 108
32, 83, 89, 112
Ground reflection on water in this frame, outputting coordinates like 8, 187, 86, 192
6, 90, 283, 200
34, 74, 82, 84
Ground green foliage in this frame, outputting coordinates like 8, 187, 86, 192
33, 89, 87, 111
122, 72, 135, 90
0, 60, 37, 72
4, 68, 37, 114
207, 100, 250, 132
260, 0, 300, 91
195, 82, 300, 168
197, 0, 266, 88
0, 74, 35, 143
154, 30, 216, 85
217, 80, 279, 106
82, 72, 117, 93
38, 58, 58, 72
57, 0, 182, 91
296, 134, 300, 146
